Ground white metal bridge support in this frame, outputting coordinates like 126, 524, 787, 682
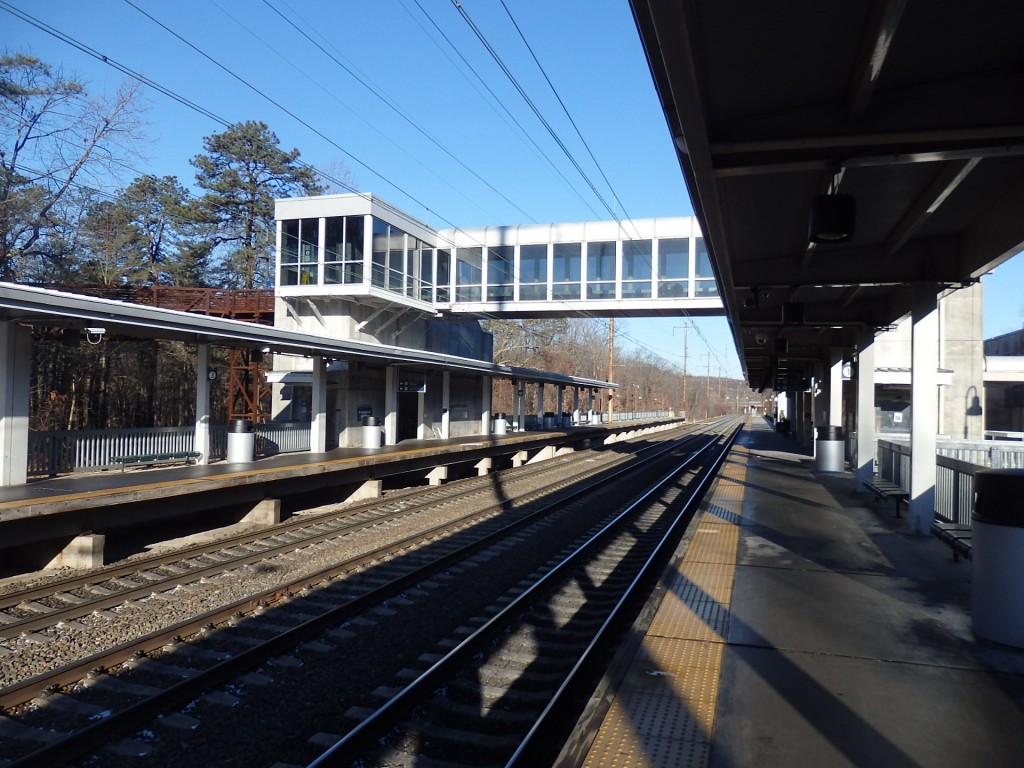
194, 343, 211, 466
0, 322, 30, 487
910, 283, 939, 534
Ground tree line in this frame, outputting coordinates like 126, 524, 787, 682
3, 53, 745, 433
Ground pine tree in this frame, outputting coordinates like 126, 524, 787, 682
191, 121, 323, 289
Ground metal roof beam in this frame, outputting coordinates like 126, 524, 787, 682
848, 0, 908, 116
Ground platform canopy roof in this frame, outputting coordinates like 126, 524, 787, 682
630, 0, 1024, 390
0, 283, 615, 391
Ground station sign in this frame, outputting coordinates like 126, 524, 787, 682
399, 380, 426, 393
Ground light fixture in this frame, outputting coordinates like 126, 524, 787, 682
808, 193, 855, 243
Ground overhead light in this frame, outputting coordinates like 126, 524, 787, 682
808, 194, 855, 243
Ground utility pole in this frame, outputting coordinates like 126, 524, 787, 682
673, 323, 689, 418
608, 318, 615, 423
701, 353, 712, 419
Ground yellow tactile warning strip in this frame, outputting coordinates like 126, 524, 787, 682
582, 440, 749, 768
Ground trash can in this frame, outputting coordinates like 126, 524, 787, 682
561, 411, 572, 427
814, 425, 844, 472
361, 416, 382, 449
226, 418, 255, 463
543, 411, 556, 429
493, 413, 507, 436
972, 469, 1024, 647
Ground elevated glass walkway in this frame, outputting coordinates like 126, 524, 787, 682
276, 194, 724, 318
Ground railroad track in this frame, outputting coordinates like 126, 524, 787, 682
0, 422, 689, 645
309, 421, 739, 767
0, 421, 730, 766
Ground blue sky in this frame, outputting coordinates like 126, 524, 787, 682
5, 1, 1022, 379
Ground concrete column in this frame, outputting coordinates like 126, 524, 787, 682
441, 370, 451, 439
793, 389, 803, 444
194, 343, 212, 466
557, 385, 565, 424
909, 283, 939, 534
385, 365, 398, 445
481, 375, 492, 436
537, 383, 545, 424
573, 387, 581, 425
855, 331, 877, 489
417, 391, 427, 440
0, 322, 31, 486
589, 389, 596, 423
829, 348, 843, 428
311, 357, 327, 453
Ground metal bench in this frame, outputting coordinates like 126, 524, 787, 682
110, 451, 202, 472
863, 478, 909, 517
931, 521, 973, 562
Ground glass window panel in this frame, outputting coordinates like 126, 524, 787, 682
695, 278, 719, 297
622, 240, 652, 280
553, 283, 580, 300
658, 238, 688, 279
487, 245, 514, 301
520, 283, 547, 301
299, 218, 319, 263
695, 237, 714, 278
437, 249, 451, 301
280, 263, 299, 285
419, 247, 434, 301
586, 282, 615, 299
587, 241, 615, 281
520, 244, 547, 285
658, 278, 689, 297
324, 217, 343, 262
371, 218, 388, 288
282, 220, 299, 263
622, 281, 652, 299
389, 228, 405, 291
487, 246, 514, 285
345, 215, 364, 261
553, 243, 581, 281
456, 247, 482, 284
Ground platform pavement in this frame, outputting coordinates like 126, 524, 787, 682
574, 418, 1024, 768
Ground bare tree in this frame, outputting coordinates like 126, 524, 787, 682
0, 53, 145, 280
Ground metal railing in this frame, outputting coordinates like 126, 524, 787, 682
876, 437, 1024, 526
28, 422, 311, 478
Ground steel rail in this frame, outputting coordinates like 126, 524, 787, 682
306, 425, 736, 766
506, 423, 741, 766
0, 431, 697, 711
0, 426, 681, 637
1, 420, 700, 612
4, 429, 713, 768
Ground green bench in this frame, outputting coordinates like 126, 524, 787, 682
110, 451, 202, 472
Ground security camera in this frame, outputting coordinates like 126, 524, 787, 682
754, 332, 767, 346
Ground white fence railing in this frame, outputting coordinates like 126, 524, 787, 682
28, 422, 311, 477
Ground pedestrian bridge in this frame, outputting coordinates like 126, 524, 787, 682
276, 195, 725, 319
